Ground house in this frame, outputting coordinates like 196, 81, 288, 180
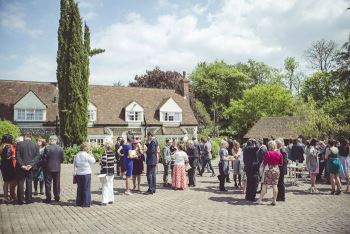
0, 77, 198, 144
244, 116, 300, 141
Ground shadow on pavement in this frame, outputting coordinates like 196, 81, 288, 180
208, 196, 258, 206
193, 186, 244, 195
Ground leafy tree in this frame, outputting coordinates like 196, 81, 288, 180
304, 39, 338, 72
292, 98, 335, 139
301, 71, 337, 106
129, 67, 183, 91
56, 0, 103, 146
224, 84, 294, 138
0, 120, 20, 139
335, 34, 350, 98
190, 61, 249, 130
113, 81, 124, 87
284, 56, 303, 95
235, 59, 283, 86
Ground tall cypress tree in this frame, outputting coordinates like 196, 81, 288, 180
57, 0, 104, 146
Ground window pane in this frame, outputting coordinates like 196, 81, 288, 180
17, 109, 25, 120
88, 110, 95, 121
35, 109, 43, 120
26, 109, 34, 120
135, 112, 139, 121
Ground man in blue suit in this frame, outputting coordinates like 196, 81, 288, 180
145, 131, 158, 195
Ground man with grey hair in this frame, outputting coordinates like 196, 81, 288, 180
42, 135, 64, 203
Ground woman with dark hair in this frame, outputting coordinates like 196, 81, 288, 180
326, 140, 342, 195
33, 137, 46, 195
306, 139, 319, 193
0, 134, 17, 202
117, 139, 126, 179
123, 132, 134, 195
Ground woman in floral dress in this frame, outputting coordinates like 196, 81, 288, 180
257, 140, 283, 206
172, 142, 189, 190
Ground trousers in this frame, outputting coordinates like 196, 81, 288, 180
76, 174, 91, 207
17, 170, 33, 203
147, 165, 157, 193
277, 170, 285, 200
163, 162, 170, 183
245, 172, 258, 201
44, 171, 61, 201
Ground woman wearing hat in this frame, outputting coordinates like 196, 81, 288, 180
132, 136, 145, 192
100, 140, 115, 205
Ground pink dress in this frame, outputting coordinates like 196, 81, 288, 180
172, 150, 188, 189
262, 150, 282, 186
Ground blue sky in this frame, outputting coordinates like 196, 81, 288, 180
0, 0, 349, 85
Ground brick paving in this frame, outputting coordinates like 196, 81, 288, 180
1, 161, 350, 234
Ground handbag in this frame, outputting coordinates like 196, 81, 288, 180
128, 150, 138, 159
185, 162, 191, 172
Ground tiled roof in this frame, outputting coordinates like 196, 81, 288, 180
0, 80, 198, 126
160, 126, 186, 135
244, 116, 300, 140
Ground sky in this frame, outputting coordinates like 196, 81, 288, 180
0, 0, 349, 85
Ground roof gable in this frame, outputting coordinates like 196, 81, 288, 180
14, 90, 47, 109
125, 101, 144, 112
159, 97, 182, 112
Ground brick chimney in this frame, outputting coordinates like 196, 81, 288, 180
181, 71, 189, 100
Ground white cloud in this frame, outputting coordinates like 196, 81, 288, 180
79, 0, 103, 21
1, 56, 56, 82
0, 3, 43, 37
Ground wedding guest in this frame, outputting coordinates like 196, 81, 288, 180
123, 132, 134, 195
186, 140, 199, 187
145, 132, 158, 195
162, 139, 172, 187
232, 140, 243, 188
243, 139, 259, 202
33, 137, 46, 195
42, 135, 64, 203
326, 140, 342, 195
305, 139, 319, 193
218, 140, 235, 191
132, 138, 145, 192
0, 134, 17, 203
199, 138, 215, 177
74, 142, 95, 207
338, 139, 349, 192
100, 140, 115, 205
172, 142, 188, 190
276, 138, 288, 201
15, 132, 40, 205
117, 139, 126, 179
114, 137, 122, 177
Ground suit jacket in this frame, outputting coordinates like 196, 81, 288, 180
146, 138, 158, 166
43, 144, 64, 172
291, 143, 305, 163
15, 139, 40, 170
243, 146, 259, 175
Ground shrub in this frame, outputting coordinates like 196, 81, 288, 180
0, 120, 20, 140
210, 137, 221, 160
63, 145, 105, 164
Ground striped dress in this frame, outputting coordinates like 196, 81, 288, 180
100, 150, 115, 176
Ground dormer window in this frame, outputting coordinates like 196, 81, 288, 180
14, 91, 47, 122
125, 101, 144, 123
163, 112, 182, 122
159, 98, 182, 124
88, 102, 97, 123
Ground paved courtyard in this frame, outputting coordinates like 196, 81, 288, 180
1, 161, 350, 234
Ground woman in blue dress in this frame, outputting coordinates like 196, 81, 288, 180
123, 132, 134, 195
326, 140, 342, 195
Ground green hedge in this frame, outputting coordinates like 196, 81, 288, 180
0, 120, 20, 139
63, 145, 105, 164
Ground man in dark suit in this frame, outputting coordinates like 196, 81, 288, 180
42, 135, 64, 203
15, 132, 40, 204
145, 131, 158, 195
243, 139, 259, 202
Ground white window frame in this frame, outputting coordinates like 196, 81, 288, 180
15, 108, 45, 121
88, 110, 97, 122
127, 111, 141, 122
163, 112, 182, 122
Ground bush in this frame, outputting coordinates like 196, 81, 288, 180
210, 138, 221, 160
0, 120, 20, 140
63, 145, 105, 164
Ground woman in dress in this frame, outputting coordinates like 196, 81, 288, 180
326, 140, 342, 195
257, 140, 283, 206
123, 132, 134, 195
74, 142, 95, 207
305, 139, 319, 193
338, 139, 349, 192
100, 140, 115, 205
232, 140, 243, 188
172, 142, 189, 190
218, 140, 236, 191
33, 137, 46, 195
132, 138, 145, 192
0, 134, 17, 203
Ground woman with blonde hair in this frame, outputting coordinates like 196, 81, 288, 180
257, 140, 283, 205
74, 142, 95, 207
232, 140, 243, 188
218, 140, 236, 191
172, 141, 189, 190
100, 140, 115, 205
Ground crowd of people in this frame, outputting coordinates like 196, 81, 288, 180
1, 130, 349, 207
